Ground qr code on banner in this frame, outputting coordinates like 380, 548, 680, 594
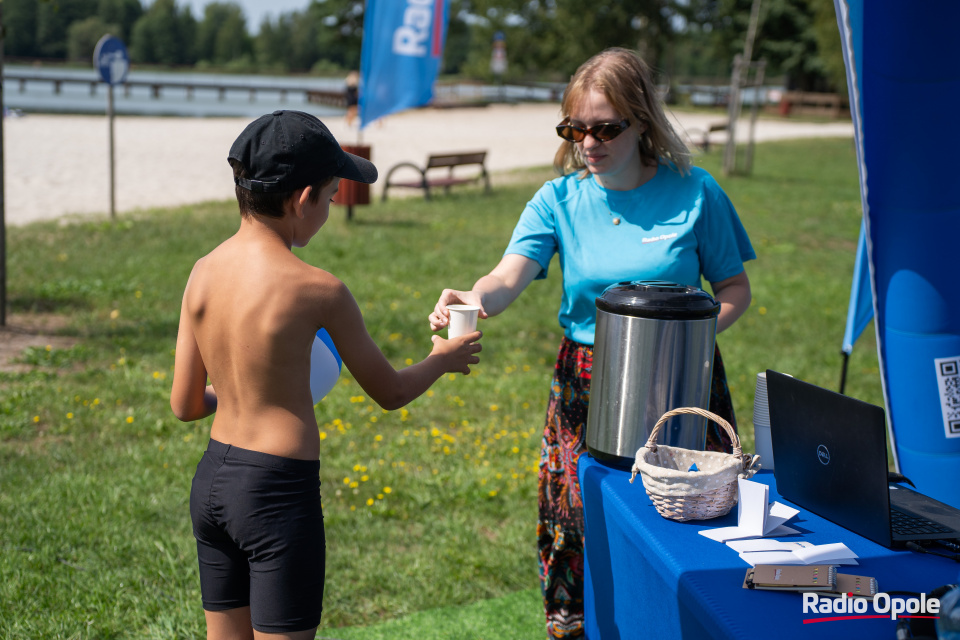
935, 357, 960, 438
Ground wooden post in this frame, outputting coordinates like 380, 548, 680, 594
722, 54, 743, 176
744, 60, 767, 175
723, 0, 763, 176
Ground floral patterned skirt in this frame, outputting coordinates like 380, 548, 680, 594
537, 337, 736, 638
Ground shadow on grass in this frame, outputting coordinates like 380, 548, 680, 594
9, 295, 92, 315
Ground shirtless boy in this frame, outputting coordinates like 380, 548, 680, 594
170, 110, 482, 640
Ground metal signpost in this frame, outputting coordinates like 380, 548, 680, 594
1, 2, 7, 326
93, 35, 130, 220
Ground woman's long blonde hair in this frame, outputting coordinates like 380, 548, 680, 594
553, 47, 691, 177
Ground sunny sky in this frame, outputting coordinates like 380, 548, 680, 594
176, 0, 313, 32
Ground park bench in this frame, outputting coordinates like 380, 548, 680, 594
699, 121, 729, 152
381, 150, 491, 201
779, 91, 848, 118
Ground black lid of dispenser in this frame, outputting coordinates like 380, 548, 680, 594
595, 280, 720, 320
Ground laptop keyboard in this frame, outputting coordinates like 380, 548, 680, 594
891, 507, 953, 536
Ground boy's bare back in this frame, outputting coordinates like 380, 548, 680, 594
181, 227, 338, 460
171, 110, 481, 462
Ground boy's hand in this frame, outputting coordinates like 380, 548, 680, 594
429, 290, 487, 332
430, 331, 482, 374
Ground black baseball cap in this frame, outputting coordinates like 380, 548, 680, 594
228, 110, 377, 193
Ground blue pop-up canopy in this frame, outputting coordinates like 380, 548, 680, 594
836, 0, 960, 508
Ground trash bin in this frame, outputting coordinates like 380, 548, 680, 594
333, 144, 371, 219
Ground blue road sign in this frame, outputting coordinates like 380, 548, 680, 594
93, 35, 130, 86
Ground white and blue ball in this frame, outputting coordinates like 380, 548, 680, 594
310, 328, 342, 403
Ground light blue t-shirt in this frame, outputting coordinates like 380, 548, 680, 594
504, 166, 756, 345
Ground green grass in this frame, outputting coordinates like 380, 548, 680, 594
0, 137, 879, 639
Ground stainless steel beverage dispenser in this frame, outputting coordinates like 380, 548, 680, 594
586, 281, 720, 467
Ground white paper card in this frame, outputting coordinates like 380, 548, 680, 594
698, 479, 800, 542
739, 542, 859, 567
725, 539, 813, 553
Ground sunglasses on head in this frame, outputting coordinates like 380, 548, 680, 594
555, 118, 631, 143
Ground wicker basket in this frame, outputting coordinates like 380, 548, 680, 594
629, 407, 760, 521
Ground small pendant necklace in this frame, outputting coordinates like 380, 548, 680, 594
607, 163, 653, 225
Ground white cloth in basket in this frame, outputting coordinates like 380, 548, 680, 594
630, 444, 758, 496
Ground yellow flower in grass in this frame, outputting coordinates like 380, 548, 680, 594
383, 487, 392, 494
366, 498, 374, 506
126, 416, 134, 424
66, 413, 74, 420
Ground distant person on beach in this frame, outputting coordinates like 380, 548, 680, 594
171, 110, 481, 640
429, 47, 755, 639
344, 71, 359, 127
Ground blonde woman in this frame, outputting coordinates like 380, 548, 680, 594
430, 48, 755, 638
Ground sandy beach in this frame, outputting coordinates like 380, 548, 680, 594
3, 103, 853, 226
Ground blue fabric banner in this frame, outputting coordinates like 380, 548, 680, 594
841, 222, 873, 355
359, 0, 451, 128
835, 0, 960, 509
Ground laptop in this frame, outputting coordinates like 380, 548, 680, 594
766, 369, 960, 548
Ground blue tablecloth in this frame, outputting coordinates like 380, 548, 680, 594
579, 454, 959, 639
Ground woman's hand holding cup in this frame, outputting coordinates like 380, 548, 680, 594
429, 289, 487, 333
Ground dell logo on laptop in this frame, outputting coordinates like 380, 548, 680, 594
817, 445, 831, 465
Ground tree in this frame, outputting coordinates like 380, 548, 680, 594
67, 15, 121, 61
807, 0, 846, 94
255, 17, 292, 71
98, 0, 144, 45
195, 2, 252, 65
129, 0, 196, 65
455, 0, 692, 81
3, 0, 41, 58
705, 0, 832, 91
36, 0, 99, 59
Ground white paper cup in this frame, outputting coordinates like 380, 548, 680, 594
447, 304, 480, 339
754, 424, 774, 471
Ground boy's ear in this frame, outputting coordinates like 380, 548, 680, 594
290, 187, 310, 218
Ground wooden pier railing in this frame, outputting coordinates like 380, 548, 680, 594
3, 70, 323, 104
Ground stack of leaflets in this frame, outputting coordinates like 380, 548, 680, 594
699, 479, 859, 566
729, 539, 859, 566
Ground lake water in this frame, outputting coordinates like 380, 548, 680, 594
2, 65, 567, 119
3, 65, 345, 118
